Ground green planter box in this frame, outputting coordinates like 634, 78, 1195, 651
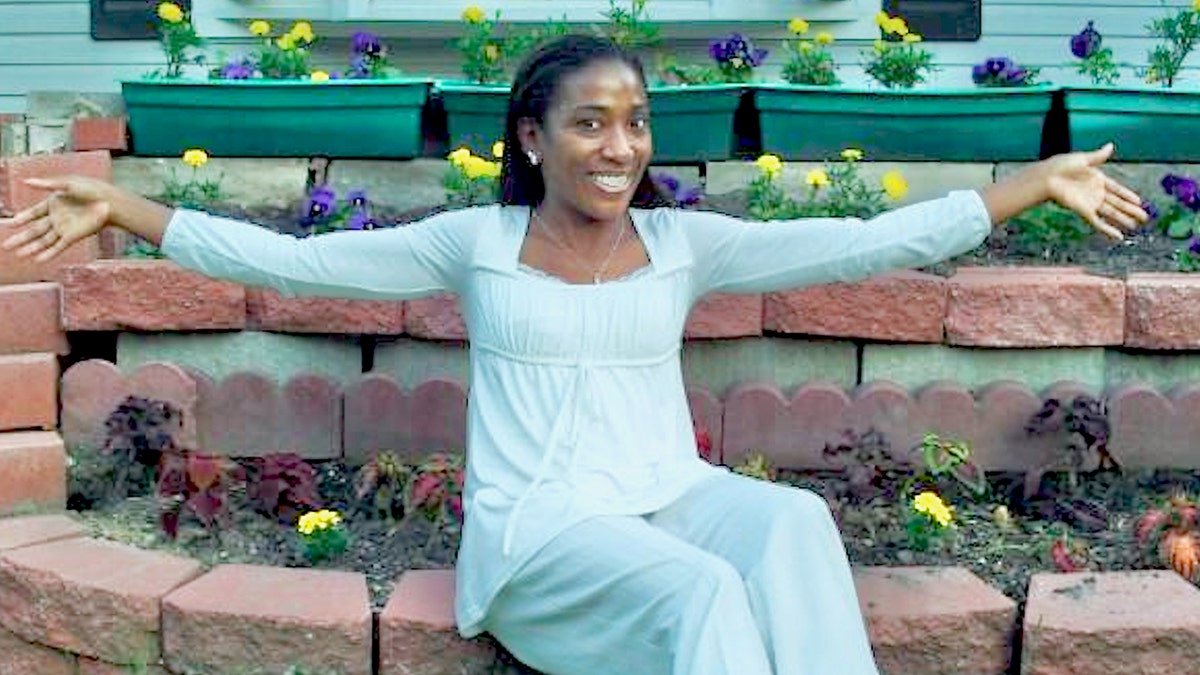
755, 84, 1055, 161
437, 82, 511, 154
122, 78, 430, 158
1064, 85, 1200, 161
648, 84, 744, 162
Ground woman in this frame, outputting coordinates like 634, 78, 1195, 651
2, 35, 1146, 675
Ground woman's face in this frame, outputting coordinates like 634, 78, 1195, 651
523, 59, 652, 223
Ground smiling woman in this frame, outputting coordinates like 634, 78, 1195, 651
0, 32, 1150, 675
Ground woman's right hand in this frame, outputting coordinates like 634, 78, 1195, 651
0, 176, 114, 262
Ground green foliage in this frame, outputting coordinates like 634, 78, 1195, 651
444, 146, 503, 206
1005, 203, 1095, 259
782, 40, 840, 86
354, 451, 411, 525
599, 0, 662, 51
456, 8, 568, 84
1077, 47, 1121, 86
1145, 6, 1200, 87
903, 433, 989, 502
745, 152, 903, 222
865, 40, 935, 89
154, 3, 204, 78
732, 451, 777, 481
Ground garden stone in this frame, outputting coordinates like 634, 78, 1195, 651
765, 271, 946, 342
0, 537, 201, 664
327, 159, 447, 213
1107, 349, 1200, 389
855, 566, 1016, 675
61, 360, 199, 454
342, 375, 468, 465
0, 283, 68, 355
246, 288, 405, 334
118, 331, 363, 385
405, 294, 466, 340
0, 624, 75, 675
112, 157, 309, 210
722, 380, 852, 468
685, 293, 763, 338
705, 160, 993, 205
373, 337, 470, 389
77, 656, 170, 675
379, 570, 496, 675
0, 432, 66, 516
681, 336, 856, 397
1125, 274, 1200, 349
0, 515, 83, 552
62, 260, 245, 331
688, 387, 723, 464
25, 91, 124, 121
1107, 382, 1200, 469
193, 371, 341, 459
0, 353, 57, 432
862, 344, 1107, 391
162, 564, 372, 675
1022, 571, 1200, 675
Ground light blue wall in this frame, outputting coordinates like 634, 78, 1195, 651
1, 0, 1199, 114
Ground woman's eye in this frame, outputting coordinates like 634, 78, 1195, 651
578, 119, 601, 131
631, 117, 649, 130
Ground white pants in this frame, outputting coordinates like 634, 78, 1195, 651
483, 472, 880, 675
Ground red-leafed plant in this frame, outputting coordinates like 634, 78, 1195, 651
156, 451, 243, 539
408, 452, 466, 546
695, 427, 715, 463
354, 450, 411, 525
1049, 532, 1090, 573
243, 452, 320, 524
102, 395, 185, 499
1135, 492, 1200, 583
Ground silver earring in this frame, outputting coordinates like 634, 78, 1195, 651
526, 150, 540, 166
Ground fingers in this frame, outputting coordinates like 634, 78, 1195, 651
24, 177, 71, 192
1085, 209, 1124, 241
0, 199, 50, 232
1098, 201, 1139, 231
1086, 142, 1115, 166
1, 213, 51, 252
7, 216, 57, 258
34, 234, 71, 263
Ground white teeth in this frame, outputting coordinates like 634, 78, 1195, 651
592, 174, 631, 192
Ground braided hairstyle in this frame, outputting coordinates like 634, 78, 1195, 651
499, 34, 667, 208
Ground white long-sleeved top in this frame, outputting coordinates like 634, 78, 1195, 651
161, 190, 992, 635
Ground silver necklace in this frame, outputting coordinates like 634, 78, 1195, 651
532, 209, 628, 284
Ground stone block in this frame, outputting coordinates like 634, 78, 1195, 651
862, 343, 1107, 391
1022, 571, 1200, 675
71, 117, 128, 153
856, 567, 1016, 675
25, 92, 125, 121
327, 159, 447, 213
0, 515, 84, 552
118, 330, 363, 385
162, 564, 371, 675
0, 537, 201, 663
0, 432, 66, 515
0, 150, 112, 213
764, 271, 946, 342
0, 283, 68, 355
60, 360, 199, 453
343, 375, 469, 464
246, 287, 405, 334
688, 387, 723, 464
1124, 273, 1200, 349
0, 119, 27, 157
682, 336, 857, 397
1106, 350, 1200, 389
1107, 383, 1200, 469
61, 260, 245, 331
379, 570, 496, 675
405, 294, 467, 340
112, 157, 309, 210
372, 338, 470, 389
946, 267, 1124, 347
0, 353, 57, 431
684, 293, 762, 339
27, 123, 70, 155
77, 657, 170, 675
0, 624, 76, 675
194, 372, 342, 459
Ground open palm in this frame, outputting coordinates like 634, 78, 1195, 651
0, 176, 111, 261
1041, 144, 1148, 240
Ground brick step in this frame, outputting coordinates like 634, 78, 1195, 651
0, 431, 66, 516
0, 353, 56, 432
0, 283, 67, 356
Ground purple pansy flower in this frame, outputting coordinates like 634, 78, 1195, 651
1189, 237, 1200, 255
709, 33, 768, 68
347, 210, 376, 231
1141, 199, 1160, 222
220, 57, 255, 80
351, 31, 385, 57
651, 171, 704, 208
305, 185, 337, 219
1070, 21, 1102, 60
346, 189, 369, 208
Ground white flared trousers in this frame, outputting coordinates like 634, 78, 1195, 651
483, 472, 880, 675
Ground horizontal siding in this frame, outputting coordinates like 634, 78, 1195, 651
3, 0, 1200, 112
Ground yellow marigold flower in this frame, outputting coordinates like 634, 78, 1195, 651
482, 160, 502, 179
181, 148, 208, 168
841, 148, 863, 161
297, 509, 342, 535
903, 33, 922, 43
463, 155, 498, 180
882, 170, 908, 200
799, 41, 813, 53
157, 2, 184, 24
755, 153, 783, 178
805, 168, 830, 188
491, 140, 505, 159
249, 20, 271, 37
788, 18, 810, 35
289, 21, 314, 43
447, 147, 472, 167
912, 491, 954, 528
885, 17, 909, 36
874, 11, 890, 27
1194, 0, 1200, 10
276, 34, 296, 50
815, 32, 835, 45
461, 5, 486, 24
483, 44, 500, 62
310, 70, 330, 83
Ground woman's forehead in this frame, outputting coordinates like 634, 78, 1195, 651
553, 60, 648, 110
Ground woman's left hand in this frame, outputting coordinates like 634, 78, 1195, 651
1039, 143, 1149, 240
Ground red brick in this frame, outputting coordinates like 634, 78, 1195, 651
246, 287, 405, 334
764, 271, 947, 342
71, 117, 128, 153
0, 624, 76, 675
61, 259, 245, 331
404, 294, 466, 340
0, 353, 57, 431
721, 381, 851, 469
0, 432, 66, 515
0, 226, 99, 285
379, 570, 496, 675
0, 283, 67, 355
342, 376, 468, 464
685, 292, 762, 339
194, 372, 340, 459
1124, 273, 1200, 349
0, 151, 112, 213
0, 537, 201, 663
856, 566, 1016, 675
1023, 571, 1200, 675
945, 267, 1124, 347
0, 514, 84, 552
61, 360, 200, 453
162, 564, 371, 675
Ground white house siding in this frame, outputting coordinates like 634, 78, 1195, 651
1, 0, 1199, 113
